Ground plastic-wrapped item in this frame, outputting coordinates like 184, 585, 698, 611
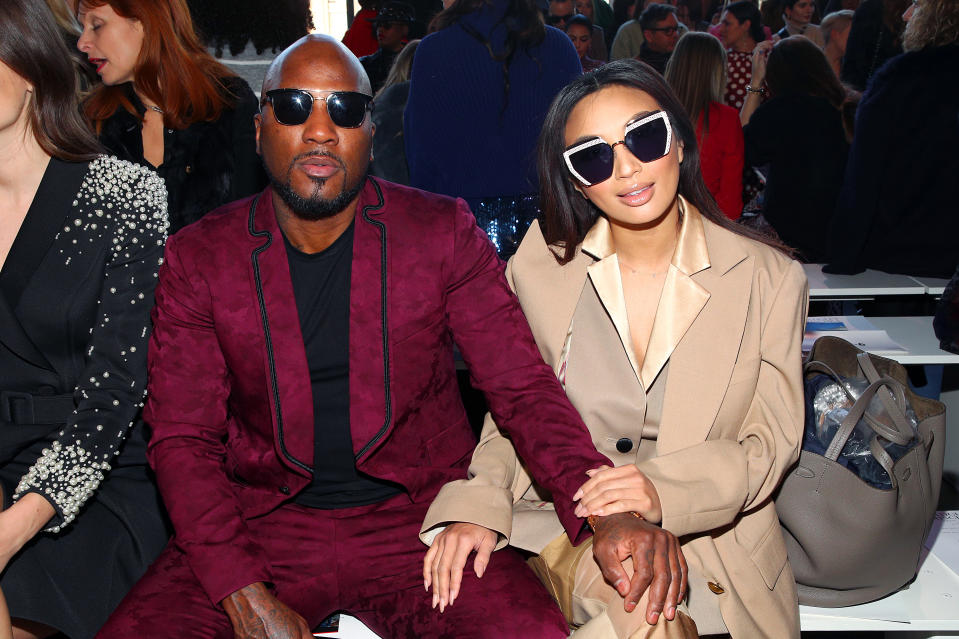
805, 374, 919, 489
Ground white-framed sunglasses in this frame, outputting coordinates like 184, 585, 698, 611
562, 110, 672, 187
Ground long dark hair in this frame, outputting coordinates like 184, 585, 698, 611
0, 0, 100, 161
766, 36, 846, 108
429, 0, 545, 111
725, 1, 766, 44
537, 59, 788, 264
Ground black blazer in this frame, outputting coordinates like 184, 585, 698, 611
0, 156, 168, 531
96, 76, 266, 233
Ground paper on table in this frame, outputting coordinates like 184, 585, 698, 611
925, 510, 959, 578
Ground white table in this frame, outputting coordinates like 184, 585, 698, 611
844, 316, 959, 365
910, 275, 953, 296
799, 550, 959, 635
804, 264, 927, 299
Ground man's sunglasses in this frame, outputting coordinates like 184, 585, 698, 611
646, 26, 680, 34
262, 89, 373, 128
563, 111, 672, 186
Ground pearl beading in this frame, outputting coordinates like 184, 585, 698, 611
13, 156, 169, 533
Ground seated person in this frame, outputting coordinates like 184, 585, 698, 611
567, 14, 606, 71
638, 3, 681, 74
343, 0, 382, 57
820, 9, 854, 77
98, 36, 684, 638
423, 59, 807, 639
360, 1, 414, 93
775, 0, 825, 47
574, 0, 610, 59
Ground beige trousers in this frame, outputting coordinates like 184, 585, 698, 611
527, 534, 704, 639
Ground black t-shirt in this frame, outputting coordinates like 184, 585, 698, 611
284, 221, 400, 508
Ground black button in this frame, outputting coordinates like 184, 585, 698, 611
616, 437, 633, 453
279, 485, 290, 495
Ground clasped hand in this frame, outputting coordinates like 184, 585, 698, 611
573, 464, 663, 523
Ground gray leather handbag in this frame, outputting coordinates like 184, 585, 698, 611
776, 336, 946, 607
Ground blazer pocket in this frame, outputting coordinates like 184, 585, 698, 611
748, 515, 790, 590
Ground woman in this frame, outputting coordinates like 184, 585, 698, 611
775, 0, 825, 46
665, 32, 744, 219
826, 0, 959, 277
741, 36, 850, 261
370, 38, 420, 184
839, 0, 909, 90
422, 59, 806, 638
405, 0, 581, 258
77, 0, 265, 233
567, 15, 606, 71
0, 0, 170, 637
820, 9, 854, 77
717, 1, 766, 109
575, 0, 615, 54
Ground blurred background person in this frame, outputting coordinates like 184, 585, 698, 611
826, 0, 959, 277
820, 8, 854, 76
360, 1, 415, 93
717, 0, 767, 109
665, 32, 744, 219
840, 0, 908, 90
775, 0, 825, 46
569, 0, 610, 59
342, 0, 382, 57
77, 0, 265, 234
566, 14, 606, 70
637, 3, 681, 74
0, 1, 170, 637
741, 36, 850, 261
45, 0, 98, 95
610, 0, 649, 60
576, 0, 617, 51
370, 39, 420, 184
405, 0, 581, 258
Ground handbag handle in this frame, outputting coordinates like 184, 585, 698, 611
804, 359, 913, 446
822, 376, 905, 489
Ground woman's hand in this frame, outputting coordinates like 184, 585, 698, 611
573, 465, 663, 524
423, 522, 498, 613
0, 493, 55, 573
750, 39, 775, 85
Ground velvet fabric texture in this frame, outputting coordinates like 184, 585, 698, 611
826, 45, 959, 277
99, 495, 569, 637
131, 177, 609, 609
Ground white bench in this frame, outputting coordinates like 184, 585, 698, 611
322, 550, 959, 637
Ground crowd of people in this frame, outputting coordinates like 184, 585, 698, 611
0, 0, 957, 637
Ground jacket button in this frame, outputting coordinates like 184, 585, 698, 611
279, 485, 290, 495
616, 437, 634, 453
707, 581, 725, 595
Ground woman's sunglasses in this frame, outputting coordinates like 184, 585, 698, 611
262, 89, 374, 128
563, 110, 672, 186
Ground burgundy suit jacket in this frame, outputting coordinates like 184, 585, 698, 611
143, 177, 609, 605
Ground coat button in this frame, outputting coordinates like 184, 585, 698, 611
707, 581, 725, 595
616, 437, 634, 453
279, 485, 291, 495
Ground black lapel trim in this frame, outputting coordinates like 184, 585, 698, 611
248, 194, 312, 473
354, 177, 391, 460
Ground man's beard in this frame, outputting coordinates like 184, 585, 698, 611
266, 152, 366, 221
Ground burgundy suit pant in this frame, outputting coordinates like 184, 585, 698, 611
98, 493, 569, 638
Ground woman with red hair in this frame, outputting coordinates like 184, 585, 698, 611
77, 0, 265, 232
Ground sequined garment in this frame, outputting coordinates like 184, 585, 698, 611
10, 156, 168, 532
468, 194, 541, 260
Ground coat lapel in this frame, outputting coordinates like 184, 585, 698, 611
347, 179, 390, 460
248, 190, 315, 476
658, 215, 752, 454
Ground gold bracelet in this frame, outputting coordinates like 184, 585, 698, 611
587, 511, 643, 531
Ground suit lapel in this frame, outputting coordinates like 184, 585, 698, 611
658, 217, 752, 454
347, 179, 390, 460
248, 191, 314, 476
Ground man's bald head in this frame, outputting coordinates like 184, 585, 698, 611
262, 34, 373, 97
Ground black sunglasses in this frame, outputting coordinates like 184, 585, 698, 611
262, 89, 373, 128
646, 26, 680, 34
563, 111, 672, 186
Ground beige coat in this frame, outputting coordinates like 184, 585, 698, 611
423, 201, 808, 638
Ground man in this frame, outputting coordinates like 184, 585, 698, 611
359, 1, 413, 93
547, 0, 575, 29
638, 3, 680, 74
99, 35, 684, 638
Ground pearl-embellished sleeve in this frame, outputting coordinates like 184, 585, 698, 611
13, 157, 169, 532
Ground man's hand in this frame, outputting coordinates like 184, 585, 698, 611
423, 523, 498, 613
221, 582, 312, 639
573, 464, 663, 523
591, 513, 687, 625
